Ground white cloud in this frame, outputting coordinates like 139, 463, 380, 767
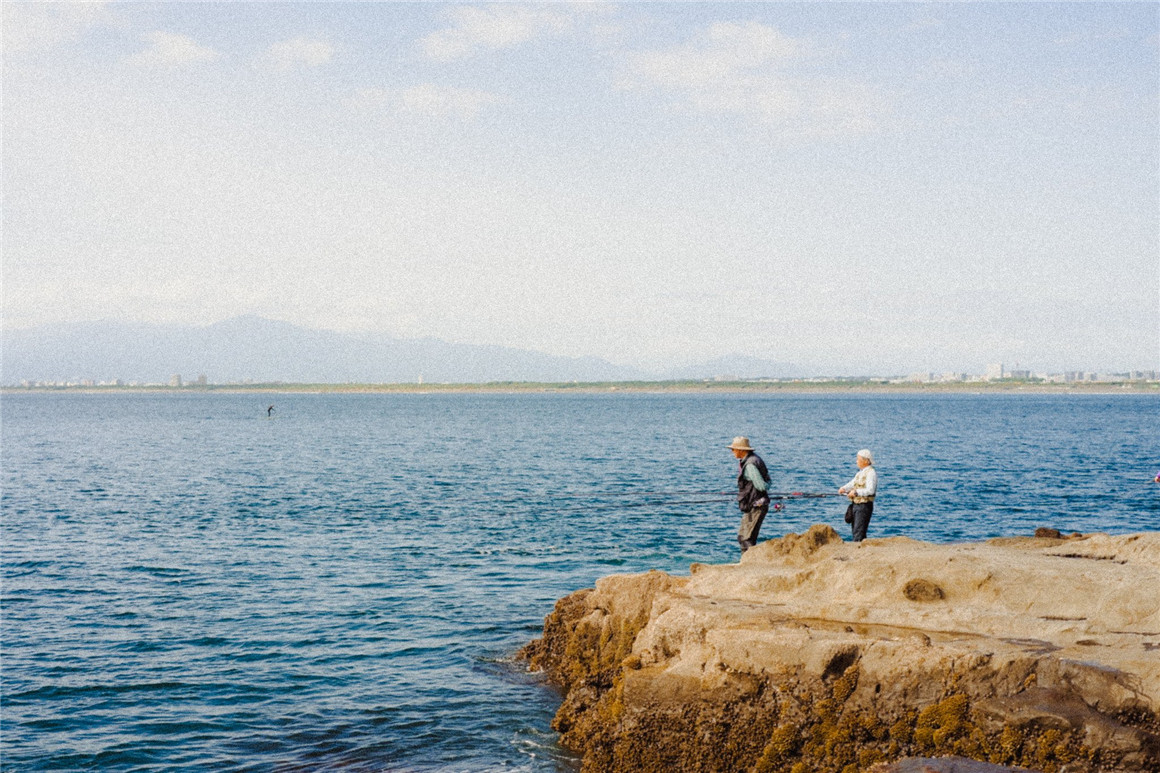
421, 4, 573, 61
349, 84, 502, 120
628, 21, 803, 90
396, 84, 498, 118
260, 37, 334, 71
127, 30, 221, 68
621, 21, 887, 138
1, 1, 109, 56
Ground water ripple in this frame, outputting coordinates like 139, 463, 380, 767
3, 392, 1157, 771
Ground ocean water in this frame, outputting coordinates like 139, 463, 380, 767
3, 392, 1158, 771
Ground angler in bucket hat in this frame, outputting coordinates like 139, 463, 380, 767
729, 436, 772, 554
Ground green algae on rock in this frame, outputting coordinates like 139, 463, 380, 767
521, 526, 1160, 772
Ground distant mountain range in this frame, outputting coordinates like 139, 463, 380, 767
2, 316, 803, 384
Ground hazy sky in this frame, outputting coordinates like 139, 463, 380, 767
4, 2, 1158, 374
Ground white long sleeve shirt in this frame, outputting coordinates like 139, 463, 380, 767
843, 465, 877, 503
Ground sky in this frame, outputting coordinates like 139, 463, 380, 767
3, 1, 1158, 375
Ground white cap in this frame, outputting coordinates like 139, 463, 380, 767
857, 449, 874, 464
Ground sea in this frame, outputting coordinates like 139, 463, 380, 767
3, 391, 1158, 771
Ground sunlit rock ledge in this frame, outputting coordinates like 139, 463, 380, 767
520, 526, 1160, 773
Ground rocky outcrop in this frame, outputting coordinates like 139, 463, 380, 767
521, 526, 1160, 773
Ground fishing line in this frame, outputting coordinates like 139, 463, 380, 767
504, 492, 844, 514
455, 487, 845, 516
547, 497, 734, 513
494, 489, 844, 501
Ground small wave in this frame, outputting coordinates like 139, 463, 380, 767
123, 565, 194, 577
5, 559, 55, 569
8, 680, 200, 702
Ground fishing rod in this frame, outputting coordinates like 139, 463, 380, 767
533, 489, 844, 500
534, 491, 843, 514
475, 489, 845, 515
548, 497, 735, 513
771, 491, 844, 499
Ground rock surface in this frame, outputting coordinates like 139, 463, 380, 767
520, 526, 1160, 773
869, 758, 1041, 772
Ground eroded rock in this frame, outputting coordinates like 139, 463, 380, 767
904, 578, 947, 602
522, 527, 1160, 773
869, 756, 1042, 772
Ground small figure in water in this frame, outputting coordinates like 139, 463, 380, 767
839, 449, 877, 542
267, 405, 275, 418
729, 437, 771, 554
1154, 470, 1160, 483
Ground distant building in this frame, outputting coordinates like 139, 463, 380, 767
984, 363, 1004, 380
170, 374, 182, 387
1007, 369, 1031, 380
195, 374, 207, 386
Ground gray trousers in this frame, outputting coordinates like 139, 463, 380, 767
737, 504, 769, 552
850, 501, 873, 542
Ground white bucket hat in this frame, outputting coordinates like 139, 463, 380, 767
728, 436, 754, 451
857, 449, 874, 464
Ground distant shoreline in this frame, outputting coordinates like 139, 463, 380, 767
4, 380, 1158, 395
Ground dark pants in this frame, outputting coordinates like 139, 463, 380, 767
850, 501, 873, 542
737, 504, 769, 552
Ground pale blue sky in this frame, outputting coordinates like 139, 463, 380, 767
4, 2, 1157, 374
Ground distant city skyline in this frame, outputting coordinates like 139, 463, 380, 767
3, 2, 1158, 374
4, 316, 1155, 387
15, 371, 1158, 388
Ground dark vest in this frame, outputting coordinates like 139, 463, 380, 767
737, 452, 771, 511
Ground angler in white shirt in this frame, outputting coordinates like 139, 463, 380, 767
839, 449, 877, 542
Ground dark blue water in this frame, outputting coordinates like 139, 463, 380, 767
3, 392, 1158, 771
